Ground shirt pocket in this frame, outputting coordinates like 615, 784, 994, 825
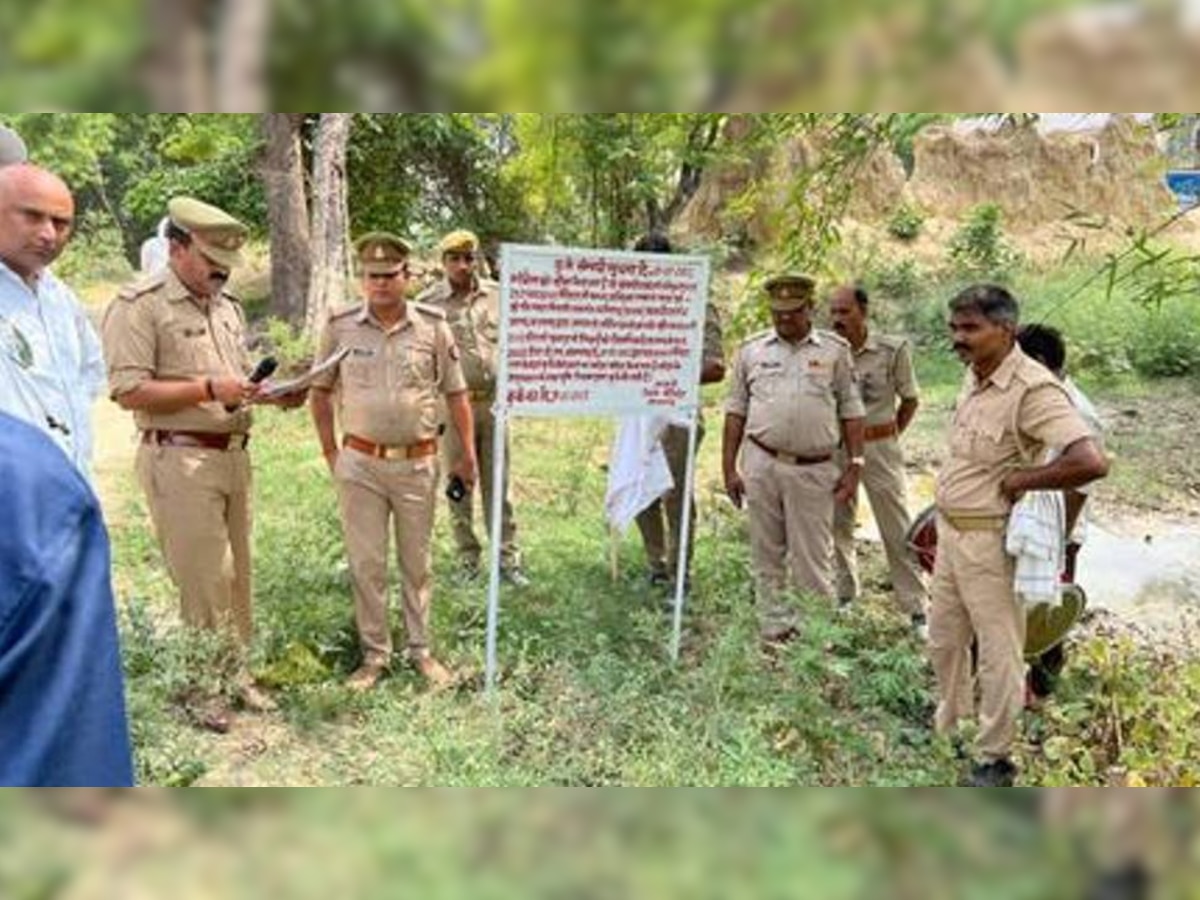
800, 363, 833, 397
404, 343, 437, 385
958, 414, 1008, 464
163, 319, 212, 373
344, 348, 379, 388
858, 371, 881, 404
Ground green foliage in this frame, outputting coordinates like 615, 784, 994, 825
261, 318, 317, 372
886, 202, 925, 241
109, 408, 964, 788
120, 115, 265, 241
947, 203, 1021, 278
1025, 634, 1200, 786
349, 114, 534, 252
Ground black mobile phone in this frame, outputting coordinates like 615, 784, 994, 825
446, 474, 467, 502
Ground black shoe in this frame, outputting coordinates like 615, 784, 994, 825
910, 613, 929, 641
501, 567, 530, 588
647, 569, 670, 589
1085, 864, 1150, 900
960, 757, 1017, 787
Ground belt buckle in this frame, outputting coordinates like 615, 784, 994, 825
779, 451, 798, 465
383, 444, 405, 460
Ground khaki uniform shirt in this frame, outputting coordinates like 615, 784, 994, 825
853, 332, 918, 426
936, 346, 1093, 517
312, 302, 466, 446
101, 268, 253, 434
417, 277, 499, 398
726, 327, 864, 457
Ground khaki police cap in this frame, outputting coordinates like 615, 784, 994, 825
0, 123, 28, 167
438, 229, 480, 256
354, 231, 412, 275
167, 196, 248, 269
763, 272, 817, 311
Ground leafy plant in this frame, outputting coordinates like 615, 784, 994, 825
886, 203, 925, 241
947, 203, 1021, 277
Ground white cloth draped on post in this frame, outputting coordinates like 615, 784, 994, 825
604, 414, 674, 533
1006, 489, 1065, 608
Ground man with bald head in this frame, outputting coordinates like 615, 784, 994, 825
0, 163, 106, 478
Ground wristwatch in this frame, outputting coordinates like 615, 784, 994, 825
848, 456, 866, 468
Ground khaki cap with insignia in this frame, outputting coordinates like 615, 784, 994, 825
167, 196, 248, 269
354, 231, 412, 275
763, 272, 817, 311
0, 123, 28, 167
437, 229, 480, 256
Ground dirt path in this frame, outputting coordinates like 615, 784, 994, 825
91, 396, 139, 521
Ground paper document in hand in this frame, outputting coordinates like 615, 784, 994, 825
259, 346, 351, 398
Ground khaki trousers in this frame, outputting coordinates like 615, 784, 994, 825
335, 448, 438, 666
136, 443, 253, 645
833, 437, 927, 615
442, 398, 519, 569
1043, 789, 1167, 871
635, 422, 704, 578
743, 440, 838, 636
928, 516, 1024, 762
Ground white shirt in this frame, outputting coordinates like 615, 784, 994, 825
0, 260, 106, 478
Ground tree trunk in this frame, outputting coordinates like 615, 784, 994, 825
146, 0, 211, 111
215, 0, 270, 112
304, 114, 353, 338
261, 113, 310, 323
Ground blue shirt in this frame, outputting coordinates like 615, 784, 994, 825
0, 261, 106, 479
0, 412, 134, 786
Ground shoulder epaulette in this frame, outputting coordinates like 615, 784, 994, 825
818, 328, 850, 347
412, 301, 447, 320
739, 327, 774, 347
876, 333, 907, 351
327, 303, 363, 322
115, 271, 167, 302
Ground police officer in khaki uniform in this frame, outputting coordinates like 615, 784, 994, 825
828, 284, 928, 633
102, 196, 304, 731
310, 232, 476, 691
417, 230, 526, 585
933, 284, 1108, 786
723, 274, 866, 643
631, 233, 726, 591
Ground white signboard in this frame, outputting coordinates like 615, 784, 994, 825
498, 244, 710, 418
484, 243, 712, 690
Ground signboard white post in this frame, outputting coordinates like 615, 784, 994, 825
484, 244, 711, 691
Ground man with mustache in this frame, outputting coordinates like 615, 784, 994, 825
828, 284, 927, 636
723, 273, 865, 646
102, 196, 305, 732
0, 163, 107, 478
933, 284, 1108, 786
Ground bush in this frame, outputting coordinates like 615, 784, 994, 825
947, 203, 1021, 278
886, 203, 924, 242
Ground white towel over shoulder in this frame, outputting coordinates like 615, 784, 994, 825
1005, 490, 1065, 608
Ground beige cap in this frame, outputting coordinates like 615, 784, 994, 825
437, 229, 480, 256
0, 123, 28, 167
167, 196, 248, 269
763, 273, 816, 311
354, 231, 412, 275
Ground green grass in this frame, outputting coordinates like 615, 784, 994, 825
110, 393, 964, 788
